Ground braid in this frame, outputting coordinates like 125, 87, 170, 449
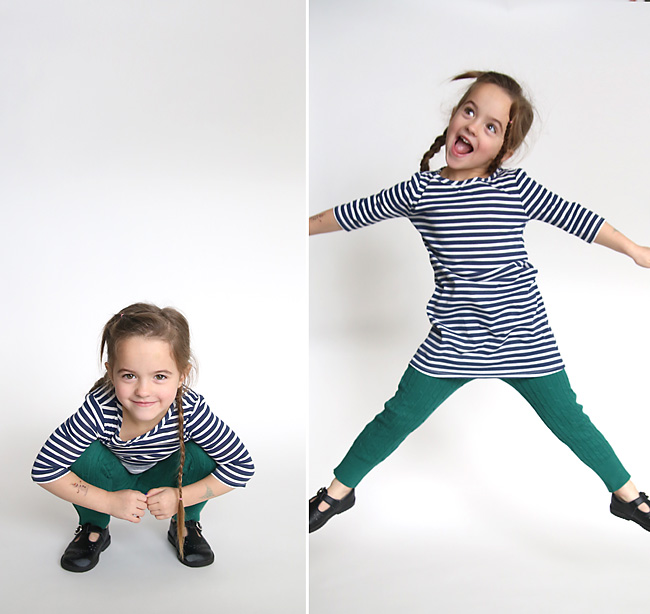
175, 386, 186, 559
419, 129, 448, 172
486, 120, 512, 176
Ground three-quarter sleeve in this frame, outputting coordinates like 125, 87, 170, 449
185, 394, 255, 488
333, 173, 429, 231
31, 393, 102, 484
516, 170, 605, 243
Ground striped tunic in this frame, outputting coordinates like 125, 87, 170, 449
31, 385, 255, 488
333, 168, 605, 378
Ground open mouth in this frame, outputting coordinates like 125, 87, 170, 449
453, 135, 474, 155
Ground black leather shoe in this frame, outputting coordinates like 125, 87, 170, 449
168, 519, 214, 567
610, 492, 650, 531
60, 523, 111, 573
309, 487, 355, 533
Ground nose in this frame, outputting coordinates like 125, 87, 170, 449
135, 380, 150, 397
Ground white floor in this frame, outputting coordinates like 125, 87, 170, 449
309, 481, 649, 614
308, 335, 650, 614
5, 427, 306, 614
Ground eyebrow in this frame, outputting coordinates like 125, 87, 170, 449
465, 99, 504, 131
116, 368, 174, 375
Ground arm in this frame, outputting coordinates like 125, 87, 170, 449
309, 209, 342, 235
146, 474, 235, 520
310, 174, 426, 236
594, 222, 650, 268
39, 471, 147, 522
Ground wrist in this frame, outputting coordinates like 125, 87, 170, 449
101, 489, 115, 516
628, 242, 642, 261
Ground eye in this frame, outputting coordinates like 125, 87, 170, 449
154, 374, 168, 381
463, 106, 475, 117
121, 373, 135, 380
486, 123, 497, 134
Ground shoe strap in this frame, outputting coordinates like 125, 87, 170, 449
630, 492, 650, 512
317, 487, 346, 509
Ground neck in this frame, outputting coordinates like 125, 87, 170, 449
440, 166, 490, 181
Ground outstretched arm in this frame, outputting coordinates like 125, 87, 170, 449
309, 209, 342, 235
594, 222, 650, 268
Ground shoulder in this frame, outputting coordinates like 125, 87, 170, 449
83, 384, 118, 416
384, 171, 439, 196
491, 167, 528, 184
416, 169, 445, 186
488, 168, 540, 193
81, 384, 120, 432
180, 388, 210, 417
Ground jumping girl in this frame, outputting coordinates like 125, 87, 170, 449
309, 71, 650, 535
32, 303, 254, 571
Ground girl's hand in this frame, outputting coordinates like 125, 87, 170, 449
108, 489, 148, 523
146, 487, 181, 520
632, 245, 650, 268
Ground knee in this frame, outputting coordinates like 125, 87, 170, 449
70, 442, 117, 482
182, 442, 217, 479
373, 402, 427, 435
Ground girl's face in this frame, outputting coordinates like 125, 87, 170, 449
443, 82, 513, 181
107, 336, 187, 430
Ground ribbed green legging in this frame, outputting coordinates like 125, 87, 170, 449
70, 441, 217, 529
334, 366, 630, 492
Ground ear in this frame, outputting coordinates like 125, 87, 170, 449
104, 362, 113, 384
179, 365, 192, 388
501, 149, 514, 163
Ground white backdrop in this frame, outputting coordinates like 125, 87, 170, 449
310, 1, 650, 612
0, 2, 306, 612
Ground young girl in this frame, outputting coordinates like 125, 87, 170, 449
309, 71, 650, 535
32, 303, 254, 571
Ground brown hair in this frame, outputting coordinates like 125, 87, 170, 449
420, 71, 534, 176
93, 302, 195, 559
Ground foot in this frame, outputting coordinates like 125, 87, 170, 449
610, 492, 650, 532
167, 518, 214, 567
310, 479, 352, 513
60, 523, 111, 573
309, 487, 356, 533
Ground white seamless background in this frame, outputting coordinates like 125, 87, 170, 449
310, 1, 650, 613
0, 2, 306, 612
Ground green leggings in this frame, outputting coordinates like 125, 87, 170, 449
70, 441, 217, 529
334, 367, 630, 492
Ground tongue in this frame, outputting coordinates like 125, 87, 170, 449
455, 137, 473, 154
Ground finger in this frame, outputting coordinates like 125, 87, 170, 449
147, 488, 164, 497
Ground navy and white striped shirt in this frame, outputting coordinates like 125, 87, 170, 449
32, 385, 255, 487
334, 168, 605, 378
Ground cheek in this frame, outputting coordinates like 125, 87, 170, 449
163, 382, 181, 400
112, 381, 128, 402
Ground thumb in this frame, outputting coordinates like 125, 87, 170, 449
146, 487, 164, 498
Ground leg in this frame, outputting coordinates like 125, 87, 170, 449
503, 370, 631, 491
61, 442, 131, 572
504, 372, 650, 528
137, 443, 217, 567
311, 366, 469, 530
136, 442, 218, 521
70, 441, 137, 529
333, 366, 469, 488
